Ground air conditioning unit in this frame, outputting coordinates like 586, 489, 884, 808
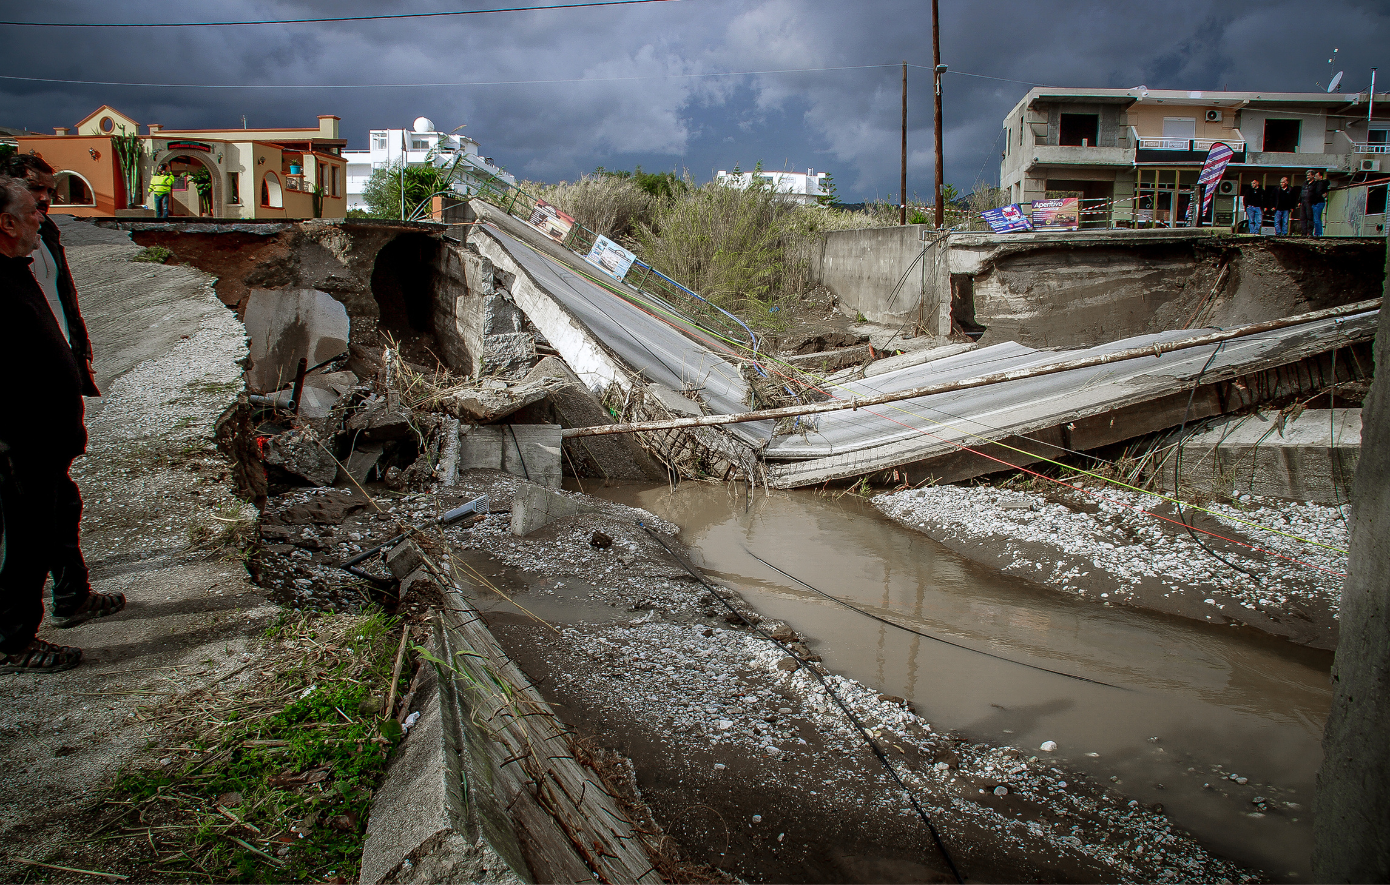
1205, 109, 1223, 123
1218, 180, 1238, 195
1360, 159, 1381, 172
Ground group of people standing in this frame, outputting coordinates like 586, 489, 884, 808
1241, 170, 1329, 237
0, 155, 124, 674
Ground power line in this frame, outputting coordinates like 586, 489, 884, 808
0, 0, 680, 28
0, 63, 899, 90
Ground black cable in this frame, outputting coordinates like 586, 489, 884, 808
639, 524, 964, 884
0, 0, 679, 28
1172, 341, 1261, 581
506, 424, 532, 481
742, 546, 1127, 690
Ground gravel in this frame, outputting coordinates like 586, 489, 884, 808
874, 483, 1346, 643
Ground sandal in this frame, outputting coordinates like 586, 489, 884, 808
52, 590, 127, 629
0, 638, 82, 673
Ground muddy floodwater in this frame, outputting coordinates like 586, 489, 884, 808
588, 481, 1333, 882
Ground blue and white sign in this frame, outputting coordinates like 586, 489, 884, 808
980, 203, 1033, 233
584, 235, 637, 281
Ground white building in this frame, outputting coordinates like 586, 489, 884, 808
715, 167, 827, 204
343, 116, 516, 213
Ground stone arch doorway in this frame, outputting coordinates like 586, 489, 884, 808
369, 232, 446, 367
152, 150, 220, 216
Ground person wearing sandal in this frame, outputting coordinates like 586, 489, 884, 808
3, 155, 119, 633
0, 176, 120, 674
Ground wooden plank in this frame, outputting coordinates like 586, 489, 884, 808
421, 548, 662, 884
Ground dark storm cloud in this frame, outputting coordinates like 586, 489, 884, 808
2, 0, 1386, 201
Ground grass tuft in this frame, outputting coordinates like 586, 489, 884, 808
55, 611, 411, 883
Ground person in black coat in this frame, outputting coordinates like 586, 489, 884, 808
4, 155, 124, 638
1241, 178, 1264, 233
1272, 176, 1300, 236
0, 176, 89, 671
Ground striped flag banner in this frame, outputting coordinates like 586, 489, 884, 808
1197, 141, 1235, 219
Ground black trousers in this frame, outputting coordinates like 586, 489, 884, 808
51, 470, 91, 614
0, 453, 77, 654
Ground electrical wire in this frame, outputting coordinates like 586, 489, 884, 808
741, 545, 1127, 689
0, 63, 902, 90
1170, 342, 1262, 581
0, 1, 682, 28
640, 524, 964, 884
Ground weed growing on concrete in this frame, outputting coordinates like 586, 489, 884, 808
57, 611, 411, 883
131, 245, 173, 264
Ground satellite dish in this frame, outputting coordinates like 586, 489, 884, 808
412, 116, 435, 133
1329, 71, 1343, 93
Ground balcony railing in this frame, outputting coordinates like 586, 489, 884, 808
1137, 137, 1246, 152
1353, 143, 1390, 154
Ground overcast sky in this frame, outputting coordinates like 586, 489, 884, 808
2, 0, 1387, 202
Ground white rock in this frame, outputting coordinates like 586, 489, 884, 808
1039, 740, 1058, 752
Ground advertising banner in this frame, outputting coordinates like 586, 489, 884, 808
1196, 142, 1235, 220
1031, 197, 1080, 231
979, 203, 1033, 233
583, 234, 637, 282
527, 199, 575, 243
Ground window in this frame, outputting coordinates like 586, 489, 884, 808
1162, 117, 1197, 139
1263, 119, 1301, 153
331, 165, 339, 197
1368, 184, 1388, 217
52, 172, 96, 206
1059, 113, 1099, 147
371, 132, 387, 151
261, 172, 283, 208
1369, 129, 1388, 146
98, 116, 115, 133
227, 172, 240, 204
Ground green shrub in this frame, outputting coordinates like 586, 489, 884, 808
131, 245, 173, 264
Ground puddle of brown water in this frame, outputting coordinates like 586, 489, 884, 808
588, 481, 1332, 882
448, 547, 630, 625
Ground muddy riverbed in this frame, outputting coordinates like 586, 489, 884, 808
592, 481, 1333, 882
261, 473, 1255, 882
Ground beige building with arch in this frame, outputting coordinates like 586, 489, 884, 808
15, 105, 348, 220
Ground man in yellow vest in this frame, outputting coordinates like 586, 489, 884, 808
148, 164, 174, 218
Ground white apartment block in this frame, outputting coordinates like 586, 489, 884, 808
343, 116, 516, 212
715, 167, 828, 205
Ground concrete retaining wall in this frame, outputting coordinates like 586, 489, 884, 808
808, 224, 943, 328
810, 226, 1387, 347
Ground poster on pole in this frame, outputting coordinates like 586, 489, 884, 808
1192, 142, 1235, 224
583, 234, 637, 282
979, 204, 1033, 233
527, 199, 575, 243
1031, 197, 1081, 231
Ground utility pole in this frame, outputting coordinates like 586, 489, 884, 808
1370, 68, 1378, 127
932, 0, 944, 228
901, 61, 908, 225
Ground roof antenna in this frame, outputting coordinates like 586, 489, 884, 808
1317, 47, 1339, 91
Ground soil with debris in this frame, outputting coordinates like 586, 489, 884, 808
874, 483, 1346, 650
261, 469, 1257, 883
